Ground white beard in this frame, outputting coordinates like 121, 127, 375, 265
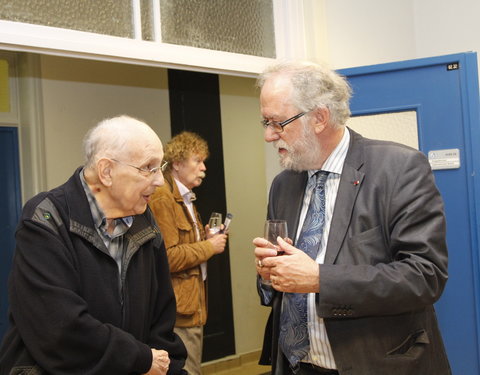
274, 123, 321, 171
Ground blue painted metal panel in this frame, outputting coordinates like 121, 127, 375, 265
0, 127, 21, 340
339, 52, 480, 375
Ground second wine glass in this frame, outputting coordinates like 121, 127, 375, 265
208, 212, 222, 234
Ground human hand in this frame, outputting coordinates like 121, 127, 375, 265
207, 233, 228, 254
260, 237, 320, 293
253, 236, 285, 282
144, 349, 170, 375
205, 224, 225, 238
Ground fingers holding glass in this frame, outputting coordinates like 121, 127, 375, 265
256, 220, 288, 285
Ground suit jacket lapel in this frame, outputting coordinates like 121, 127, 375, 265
324, 129, 365, 264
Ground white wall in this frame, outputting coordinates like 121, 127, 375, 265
414, 0, 480, 64
323, 0, 480, 71
323, 0, 417, 69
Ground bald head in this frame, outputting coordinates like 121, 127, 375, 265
82, 115, 165, 218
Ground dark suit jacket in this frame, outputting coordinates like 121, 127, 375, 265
259, 129, 451, 375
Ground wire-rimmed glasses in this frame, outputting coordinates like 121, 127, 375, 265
111, 159, 168, 177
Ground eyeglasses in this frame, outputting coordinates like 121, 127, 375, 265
261, 112, 308, 133
111, 159, 168, 177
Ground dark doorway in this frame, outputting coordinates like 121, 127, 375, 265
167, 69, 235, 361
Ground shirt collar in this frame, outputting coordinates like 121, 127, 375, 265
174, 178, 195, 203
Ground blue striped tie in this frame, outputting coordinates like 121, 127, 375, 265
279, 171, 329, 368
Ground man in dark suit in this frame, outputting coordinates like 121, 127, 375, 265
253, 61, 451, 375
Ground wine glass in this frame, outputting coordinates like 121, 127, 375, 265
264, 220, 288, 253
208, 212, 222, 234
261, 220, 288, 285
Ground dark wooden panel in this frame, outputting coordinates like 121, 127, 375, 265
168, 69, 235, 361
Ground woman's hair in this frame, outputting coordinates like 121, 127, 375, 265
257, 61, 352, 128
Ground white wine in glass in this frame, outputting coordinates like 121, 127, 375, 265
208, 212, 222, 234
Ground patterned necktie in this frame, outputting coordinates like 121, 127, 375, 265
279, 170, 329, 368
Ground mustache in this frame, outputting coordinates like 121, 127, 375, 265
274, 140, 290, 151
198, 171, 206, 179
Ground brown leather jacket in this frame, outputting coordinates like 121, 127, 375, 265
149, 174, 215, 327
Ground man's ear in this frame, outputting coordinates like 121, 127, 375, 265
172, 160, 181, 172
97, 158, 114, 187
313, 107, 330, 134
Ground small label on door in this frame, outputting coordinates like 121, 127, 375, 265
428, 148, 460, 170
447, 62, 459, 70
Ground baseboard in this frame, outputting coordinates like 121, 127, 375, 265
201, 349, 262, 374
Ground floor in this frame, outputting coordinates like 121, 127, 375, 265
213, 362, 270, 375
201, 351, 270, 375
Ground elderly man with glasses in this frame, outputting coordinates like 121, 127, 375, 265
0, 115, 187, 375
253, 62, 451, 375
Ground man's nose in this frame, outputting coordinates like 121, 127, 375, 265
153, 172, 165, 187
264, 126, 280, 142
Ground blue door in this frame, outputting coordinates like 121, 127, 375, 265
339, 53, 480, 375
0, 127, 21, 340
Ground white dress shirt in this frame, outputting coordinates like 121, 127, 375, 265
174, 178, 207, 281
294, 128, 350, 369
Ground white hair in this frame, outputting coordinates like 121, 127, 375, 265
83, 115, 154, 169
257, 61, 352, 128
